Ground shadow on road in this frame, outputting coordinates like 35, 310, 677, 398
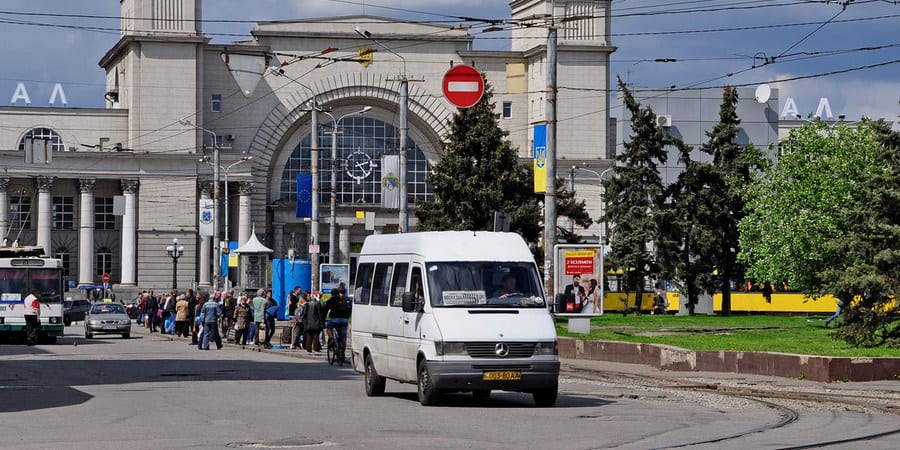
386, 391, 612, 409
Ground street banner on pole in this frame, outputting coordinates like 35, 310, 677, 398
533, 124, 547, 193
380, 155, 400, 209
296, 173, 312, 218
199, 198, 215, 237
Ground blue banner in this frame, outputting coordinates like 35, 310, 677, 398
296, 173, 312, 218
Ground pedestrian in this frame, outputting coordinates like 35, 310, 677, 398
186, 288, 199, 345
289, 292, 309, 350
146, 291, 160, 333
250, 289, 265, 347
199, 294, 223, 350
23, 288, 41, 346
301, 292, 324, 353
652, 290, 668, 315
288, 286, 302, 317
163, 293, 176, 334
262, 289, 278, 349
762, 282, 773, 304
175, 294, 190, 337
221, 289, 235, 340
825, 299, 845, 327
137, 291, 147, 325
233, 295, 253, 348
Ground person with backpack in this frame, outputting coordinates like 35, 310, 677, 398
262, 289, 278, 349
323, 288, 351, 349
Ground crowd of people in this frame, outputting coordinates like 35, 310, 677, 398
132, 284, 352, 353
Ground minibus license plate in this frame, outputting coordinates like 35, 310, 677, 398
483, 371, 521, 381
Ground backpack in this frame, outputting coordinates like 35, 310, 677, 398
264, 298, 279, 317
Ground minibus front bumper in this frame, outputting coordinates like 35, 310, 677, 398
427, 359, 560, 391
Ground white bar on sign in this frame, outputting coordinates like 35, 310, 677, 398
447, 81, 480, 92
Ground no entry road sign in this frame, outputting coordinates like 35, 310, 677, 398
442, 64, 484, 108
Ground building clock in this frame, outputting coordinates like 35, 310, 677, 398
343, 149, 377, 184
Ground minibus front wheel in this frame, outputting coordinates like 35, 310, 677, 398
417, 359, 441, 406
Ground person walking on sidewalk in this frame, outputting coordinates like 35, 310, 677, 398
262, 289, 278, 349
175, 295, 190, 337
233, 295, 253, 348
250, 289, 265, 347
146, 292, 160, 333
199, 295, 223, 350
301, 293, 324, 353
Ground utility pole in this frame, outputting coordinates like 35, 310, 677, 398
310, 106, 320, 292
544, 23, 559, 303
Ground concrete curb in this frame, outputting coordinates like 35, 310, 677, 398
559, 337, 900, 382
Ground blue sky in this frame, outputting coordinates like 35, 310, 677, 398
0, 0, 897, 122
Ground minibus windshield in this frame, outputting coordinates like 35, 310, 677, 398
426, 262, 545, 308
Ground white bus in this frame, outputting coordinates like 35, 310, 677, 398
350, 231, 560, 407
0, 246, 65, 343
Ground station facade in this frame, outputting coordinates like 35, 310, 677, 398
0, 0, 615, 292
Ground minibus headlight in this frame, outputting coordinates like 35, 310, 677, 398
534, 341, 558, 356
434, 341, 467, 356
49, 317, 61, 324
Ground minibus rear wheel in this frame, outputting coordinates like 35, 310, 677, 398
364, 354, 386, 396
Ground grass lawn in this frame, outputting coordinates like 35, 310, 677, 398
556, 314, 900, 358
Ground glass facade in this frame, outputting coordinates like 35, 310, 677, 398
279, 117, 432, 205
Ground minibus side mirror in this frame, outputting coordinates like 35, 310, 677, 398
402, 292, 420, 313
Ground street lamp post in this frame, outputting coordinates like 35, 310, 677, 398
180, 119, 222, 290
322, 106, 372, 263
575, 165, 614, 243
201, 155, 251, 287
355, 26, 410, 232
165, 238, 185, 290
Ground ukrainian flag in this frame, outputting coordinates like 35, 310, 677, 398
533, 124, 547, 193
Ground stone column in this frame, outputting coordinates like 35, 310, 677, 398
120, 179, 139, 286
0, 178, 9, 245
78, 179, 96, 287
237, 182, 253, 247
34, 176, 54, 254
198, 181, 213, 287
339, 226, 350, 265
273, 222, 284, 260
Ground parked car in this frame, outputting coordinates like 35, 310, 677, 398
63, 299, 92, 326
84, 302, 131, 339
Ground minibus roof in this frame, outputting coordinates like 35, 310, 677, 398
360, 231, 535, 262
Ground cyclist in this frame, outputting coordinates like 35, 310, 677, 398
323, 287, 351, 351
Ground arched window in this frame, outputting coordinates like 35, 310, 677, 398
18, 127, 65, 153
279, 117, 432, 204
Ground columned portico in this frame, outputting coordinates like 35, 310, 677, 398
78, 178, 96, 287
120, 179, 139, 286
198, 181, 213, 287
238, 182, 253, 248
0, 178, 8, 244
34, 176, 54, 255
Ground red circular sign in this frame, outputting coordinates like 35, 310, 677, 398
102, 273, 110, 283
442, 64, 484, 108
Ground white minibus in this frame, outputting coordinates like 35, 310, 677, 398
350, 231, 559, 406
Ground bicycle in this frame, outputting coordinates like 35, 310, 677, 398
327, 324, 346, 366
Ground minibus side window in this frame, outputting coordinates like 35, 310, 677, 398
410, 267, 425, 303
370, 263, 393, 306
354, 263, 374, 305
390, 263, 409, 307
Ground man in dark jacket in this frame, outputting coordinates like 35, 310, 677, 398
262, 289, 278, 349
146, 292, 160, 333
301, 295, 324, 353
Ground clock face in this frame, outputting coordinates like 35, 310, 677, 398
343, 149, 377, 184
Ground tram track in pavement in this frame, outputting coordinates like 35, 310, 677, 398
561, 364, 900, 449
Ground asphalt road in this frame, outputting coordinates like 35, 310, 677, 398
1, 327, 898, 449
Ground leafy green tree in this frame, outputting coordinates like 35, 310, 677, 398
821, 119, 900, 347
416, 77, 589, 254
603, 79, 669, 314
739, 120, 884, 294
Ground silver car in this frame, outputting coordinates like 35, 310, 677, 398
84, 302, 131, 339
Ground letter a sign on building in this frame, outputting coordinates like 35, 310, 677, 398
442, 64, 484, 108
